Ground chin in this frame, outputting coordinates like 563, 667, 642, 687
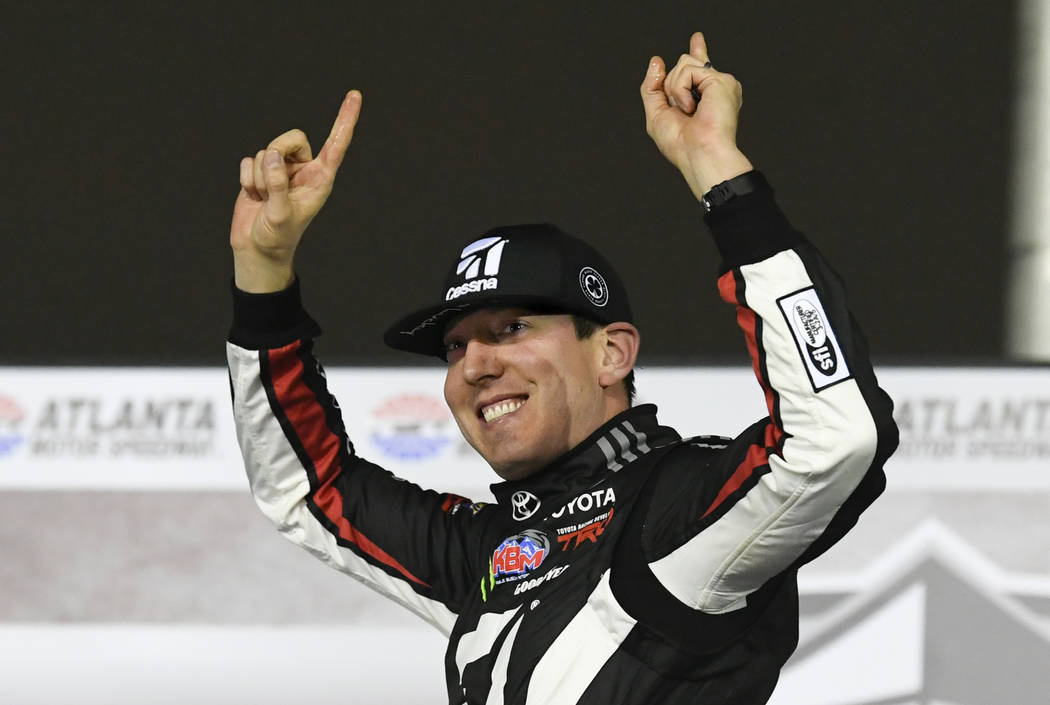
487, 454, 547, 482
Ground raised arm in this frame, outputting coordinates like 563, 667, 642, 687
630, 33, 898, 619
226, 93, 485, 634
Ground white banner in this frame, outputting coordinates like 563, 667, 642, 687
0, 366, 1047, 491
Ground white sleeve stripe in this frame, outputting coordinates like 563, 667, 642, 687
227, 342, 457, 635
650, 250, 879, 613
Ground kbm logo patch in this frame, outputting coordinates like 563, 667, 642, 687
446, 236, 508, 301
777, 287, 852, 392
492, 529, 549, 579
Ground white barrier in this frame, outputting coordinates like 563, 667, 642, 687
0, 366, 1047, 492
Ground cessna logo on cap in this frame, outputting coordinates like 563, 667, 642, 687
446, 236, 508, 301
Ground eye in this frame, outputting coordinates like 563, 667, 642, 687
443, 339, 465, 359
501, 320, 528, 336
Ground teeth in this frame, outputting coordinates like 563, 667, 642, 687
482, 399, 525, 423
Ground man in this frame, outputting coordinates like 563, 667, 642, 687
227, 32, 897, 705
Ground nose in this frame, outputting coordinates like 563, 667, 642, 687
461, 338, 502, 385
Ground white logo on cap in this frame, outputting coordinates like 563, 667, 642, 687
446, 237, 508, 301
579, 267, 609, 307
457, 237, 508, 279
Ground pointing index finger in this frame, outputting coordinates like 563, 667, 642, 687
689, 31, 709, 62
318, 90, 363, 172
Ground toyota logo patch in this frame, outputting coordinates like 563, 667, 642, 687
510, 491, 541, 521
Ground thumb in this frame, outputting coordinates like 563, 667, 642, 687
640, 56, 669, 124
262, 149, 292, 225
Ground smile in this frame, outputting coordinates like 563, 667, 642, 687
481, 397, 527, 423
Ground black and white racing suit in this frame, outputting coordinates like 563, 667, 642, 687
226, 177, 898, 705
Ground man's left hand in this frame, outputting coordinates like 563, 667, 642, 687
641, 32, 754, 201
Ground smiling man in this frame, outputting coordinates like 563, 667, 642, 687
383, 224, 643, 482
226, 32, 898, 705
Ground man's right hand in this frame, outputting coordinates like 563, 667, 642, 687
231, 90, 363, 293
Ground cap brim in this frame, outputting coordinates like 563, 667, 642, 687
383, 294, 601, 358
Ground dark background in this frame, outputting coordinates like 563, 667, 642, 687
3, 1, 1016, 366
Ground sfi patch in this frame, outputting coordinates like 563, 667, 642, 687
777, 287, 852, 392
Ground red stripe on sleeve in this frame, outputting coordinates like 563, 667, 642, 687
704, 271, 788, 518
717, 270, 782, 436
702, 423, 780, 518
267, 343, 429, 587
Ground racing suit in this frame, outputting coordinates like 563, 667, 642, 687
226, 178, 898, 704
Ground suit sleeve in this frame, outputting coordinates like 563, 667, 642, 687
643, 173, 899, 615
226, 279, 483, 635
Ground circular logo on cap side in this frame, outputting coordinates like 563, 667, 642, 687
579, 267, 609, 307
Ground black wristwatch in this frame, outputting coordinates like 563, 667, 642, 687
701, 171, 767, 212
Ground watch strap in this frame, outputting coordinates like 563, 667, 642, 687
701, 171, 769, 212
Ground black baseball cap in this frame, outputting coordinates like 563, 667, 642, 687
383, 223, 633, 358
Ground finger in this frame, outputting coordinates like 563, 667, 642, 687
253, 150, 270, 200
262, 149, 292, 224
317, 90, 363, 172
666, 60, 717, 114
240, 157, 260, 201
268, 129, 313, 163
689, 31, 709, 62
640, 57, 671, 127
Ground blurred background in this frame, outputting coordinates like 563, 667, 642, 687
2, 2, 1049, 703
0, 0, 1031, 365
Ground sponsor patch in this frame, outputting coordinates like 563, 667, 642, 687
480, 529, 555, 602
448, 499, 487, 517
492, 529, 549, 581
457, 236, 508, 279
551, 487, 615, 518
446, 277, 498, 301
510, 490, 541, 520
777, 287, 852, 392
513, 565, 569, 595
556, 508, 615, 551
442, 494, 471, 515
446, 236, 509, 301
579, 266, 609, 307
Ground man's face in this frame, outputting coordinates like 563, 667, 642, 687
442, 307, 609, 481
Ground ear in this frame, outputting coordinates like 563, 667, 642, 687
597, 322, 640, 390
